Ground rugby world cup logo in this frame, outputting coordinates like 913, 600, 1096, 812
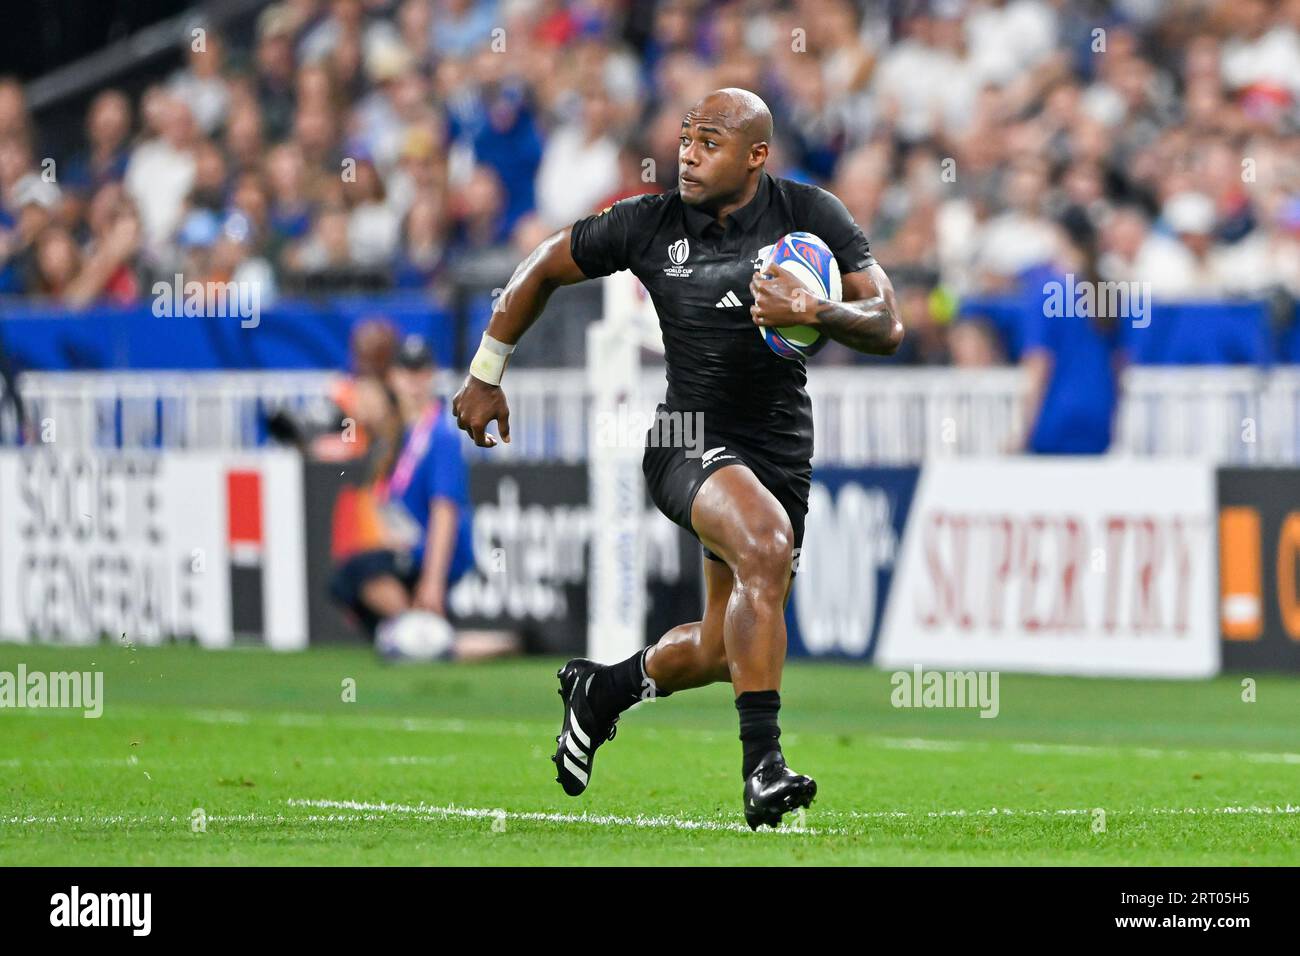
664, 237, 693, 277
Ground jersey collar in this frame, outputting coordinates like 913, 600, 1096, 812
680, 170, 771, 239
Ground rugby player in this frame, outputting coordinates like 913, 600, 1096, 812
452, 88, 902, 828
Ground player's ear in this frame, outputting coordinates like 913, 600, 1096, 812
750, 141, 768, 169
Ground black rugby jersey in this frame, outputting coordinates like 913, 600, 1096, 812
569, 171, 875, 463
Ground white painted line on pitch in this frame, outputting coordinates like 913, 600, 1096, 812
7, 802, 1298, 832
872, 735, 1300, 765
849, 804, 1300, 820
2, 809, 798, 830
286, 798, 839, 835
1240, 751, 1300, 764
0, 754, 456, 769
875, 737, 968, 752
0, 812, 449, 826
182, 708, 535, 738
26, 704, 1300, 768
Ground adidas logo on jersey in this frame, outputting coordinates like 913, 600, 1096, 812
715, 290, 743, 308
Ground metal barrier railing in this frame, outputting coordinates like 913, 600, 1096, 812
5, 365, 1300, 465
1113, 366, 1300, 465
805, 367, 1026, 464
2, 371, 343, 451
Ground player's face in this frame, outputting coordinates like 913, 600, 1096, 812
678, 113, 753, 206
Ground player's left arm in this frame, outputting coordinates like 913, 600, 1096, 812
813, 265, 903, 355
413, 500, 458, 615
749, 184, 903, 356
413, 424, 469, 615
750, 263, 904, 356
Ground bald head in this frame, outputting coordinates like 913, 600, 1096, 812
690, 88, 773, 146
678, 88, 772, 210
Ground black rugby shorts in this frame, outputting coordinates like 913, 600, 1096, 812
640, 402, 811, 569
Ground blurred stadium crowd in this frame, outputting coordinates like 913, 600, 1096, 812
0, 0, 1298, 369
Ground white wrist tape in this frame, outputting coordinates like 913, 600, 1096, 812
469, 333, 516, 386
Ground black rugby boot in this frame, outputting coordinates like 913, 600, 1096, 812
551, 659, 619, 796
743, 751, 817, 830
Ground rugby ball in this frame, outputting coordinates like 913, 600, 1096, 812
376, 610, 455, 662
756, 232, 840, 360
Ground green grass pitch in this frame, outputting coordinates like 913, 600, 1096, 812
3, 642, 1299, 865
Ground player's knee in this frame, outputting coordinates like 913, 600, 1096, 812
732, 517, 794, 584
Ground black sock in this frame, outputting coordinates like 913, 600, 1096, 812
736, 690, 782, 778
588, 647, 670, 723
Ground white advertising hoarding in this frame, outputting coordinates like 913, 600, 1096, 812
0, 450, 306, 650
875, 459, 1218, 678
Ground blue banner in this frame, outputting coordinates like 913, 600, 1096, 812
0, 293, 456, 372
958, 295, 1289, 365
784, 466, 919, 660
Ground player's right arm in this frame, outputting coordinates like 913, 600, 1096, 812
451, 227, 587, 448
452, 196, 645, 448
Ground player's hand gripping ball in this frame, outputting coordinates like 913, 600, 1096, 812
750, 231, 841, 360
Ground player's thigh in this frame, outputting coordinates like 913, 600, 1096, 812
690, 464, 795, 576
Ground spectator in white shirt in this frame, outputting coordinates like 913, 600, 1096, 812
124, 94, 197, 256
964, 0, 1058, 88
975, 158, 1059, 283
534, 93, 621, 229
168, 29, 231, 136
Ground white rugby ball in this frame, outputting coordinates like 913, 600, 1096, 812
757, 231, 841, 361
376, 610, 455, 662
